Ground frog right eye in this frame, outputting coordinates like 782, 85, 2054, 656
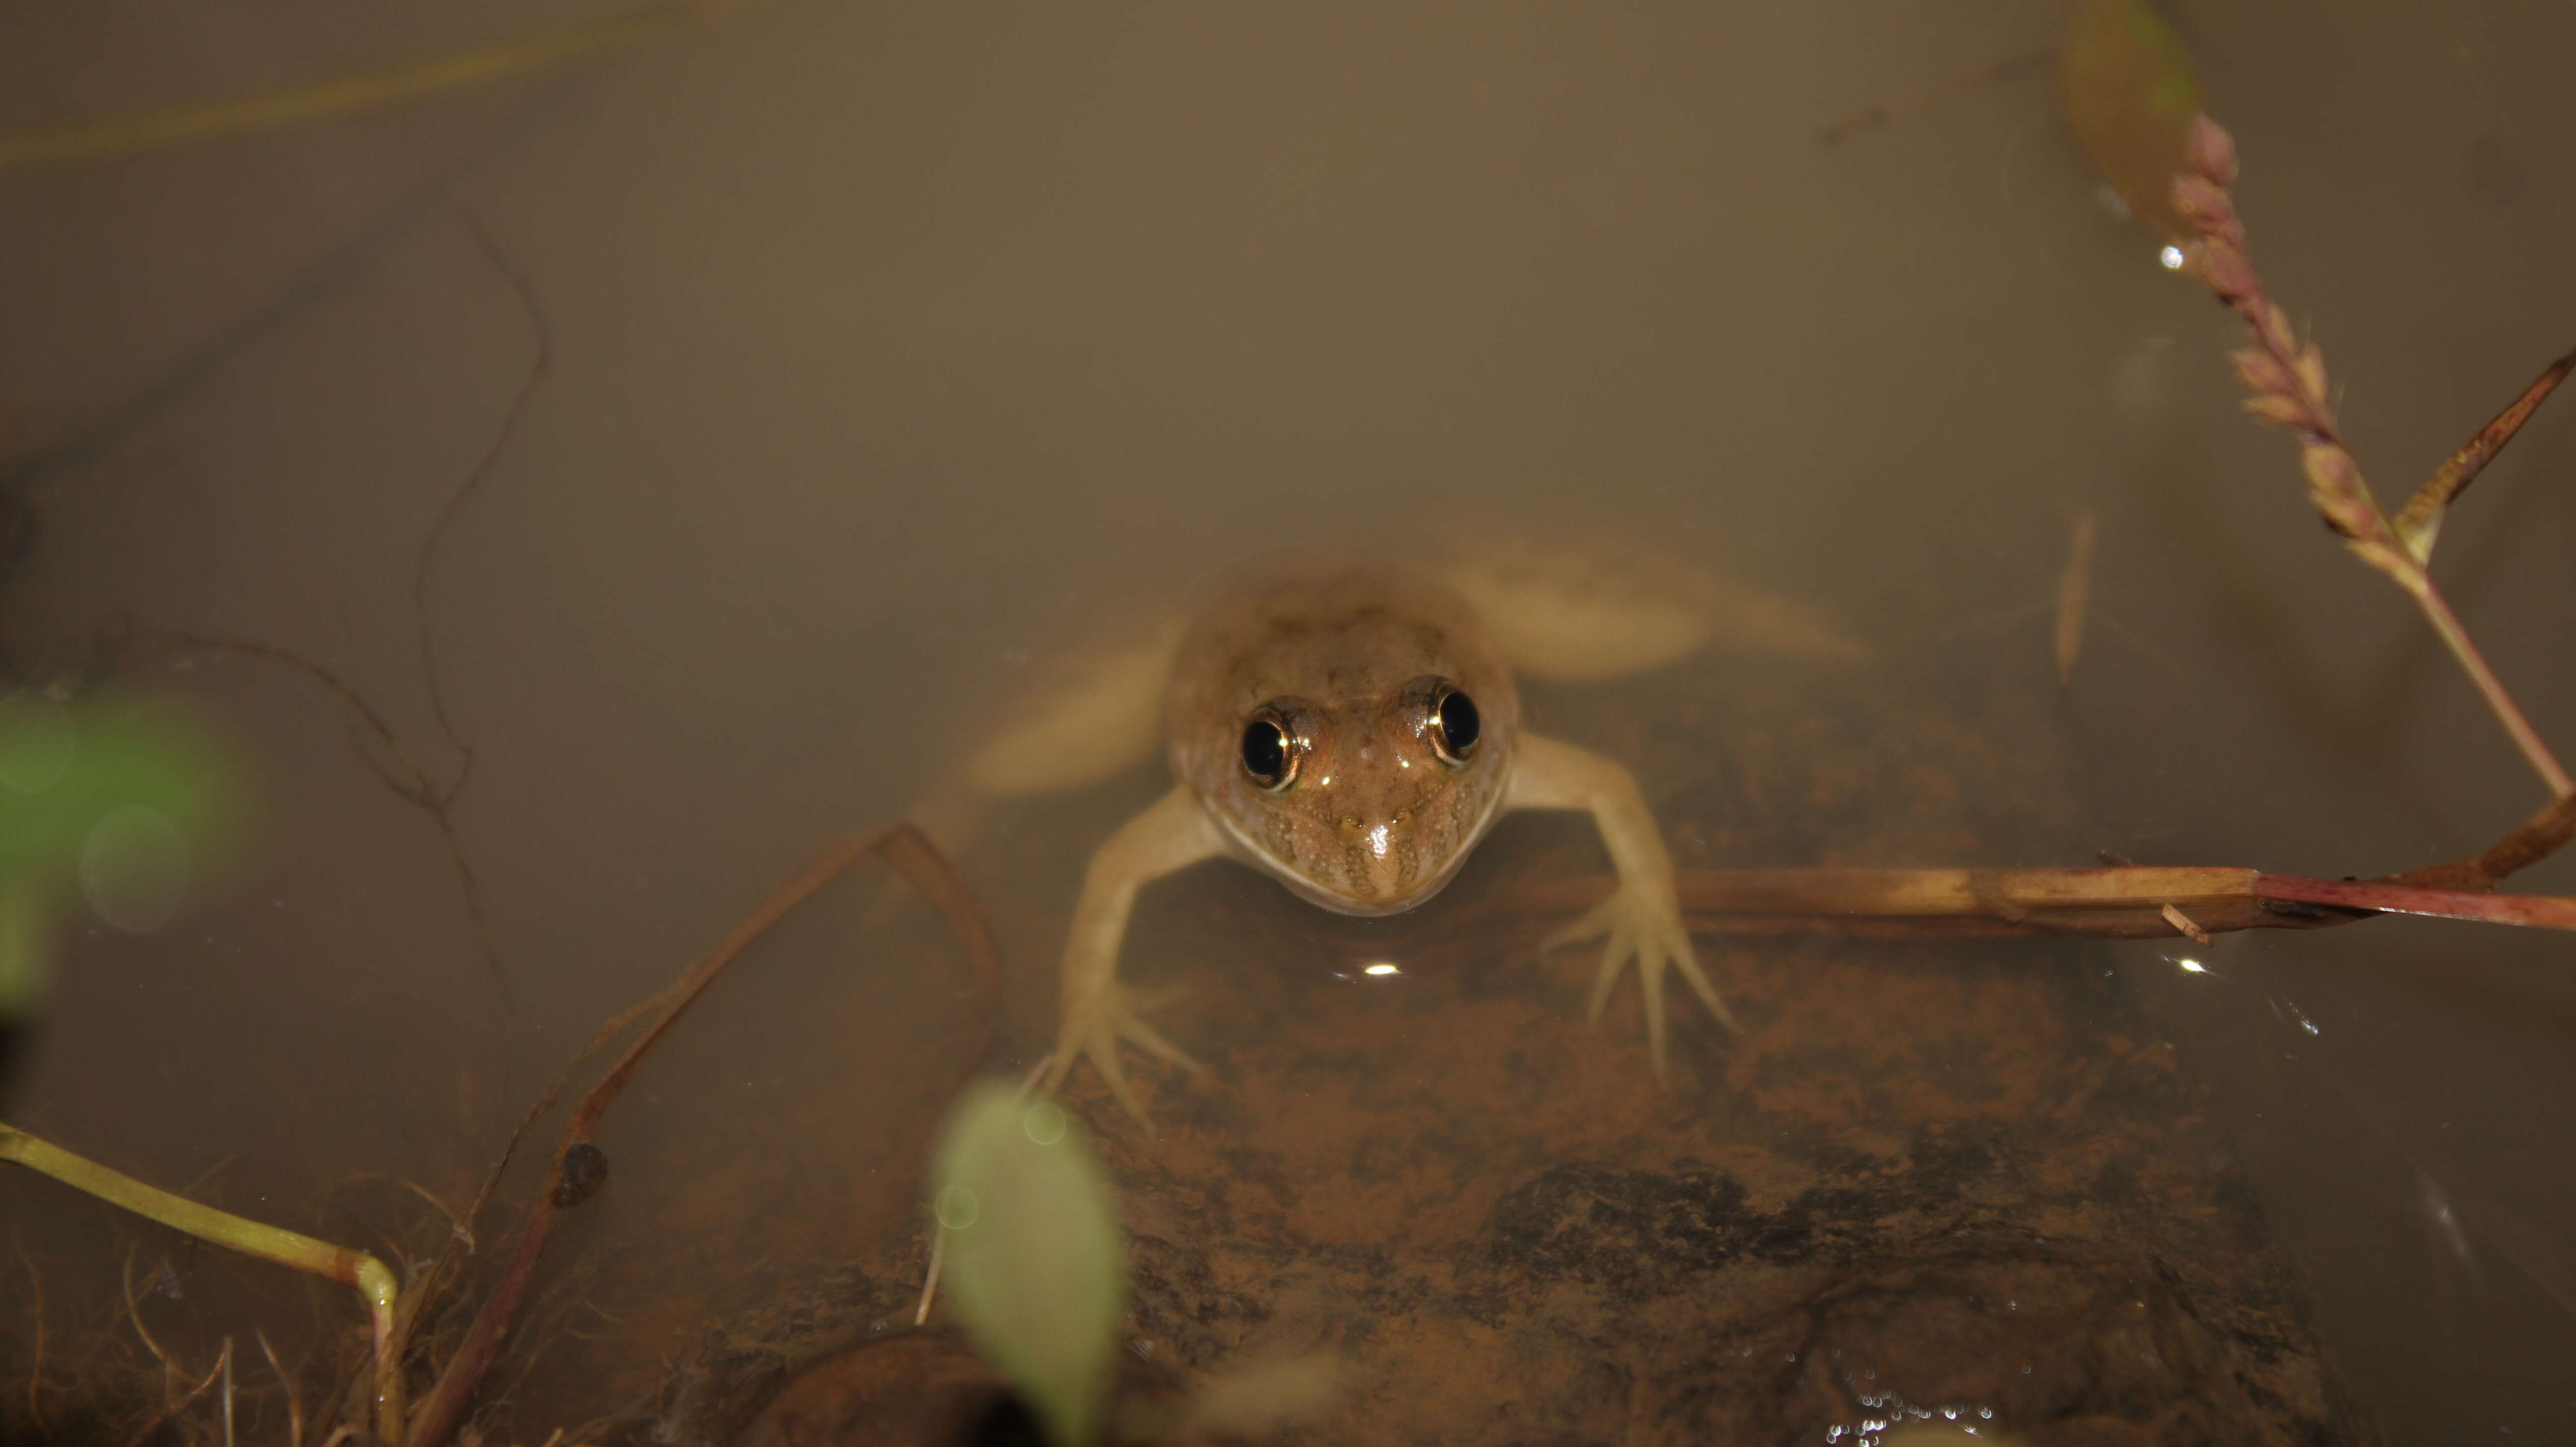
1240, 707, 1300, 791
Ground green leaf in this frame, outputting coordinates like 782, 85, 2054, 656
928, 1081, 1126, 1447
2059, 0, 2207, 238
0, 877, 44, 1019
0, 689, 249, 1018
0, 690, 245, 875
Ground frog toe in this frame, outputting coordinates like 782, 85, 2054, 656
1670, 945, 1737, 1033
1115, 1009, 1202, 1074
1551, 884, 1734, 1082
1086, 1033, 1158, 1135
1048, 983, 1194, 1132
1581, 921, 1638, 1022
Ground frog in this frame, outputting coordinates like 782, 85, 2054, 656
934, 533, 1862, 1125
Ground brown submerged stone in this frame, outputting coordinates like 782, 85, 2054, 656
711, 658, 2357, 1447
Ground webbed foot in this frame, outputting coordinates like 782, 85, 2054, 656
1546, 880, 1733, 1081
1041, 981, 1200, 1132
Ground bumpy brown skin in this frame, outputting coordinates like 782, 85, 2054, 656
1165, 563, 1521, 916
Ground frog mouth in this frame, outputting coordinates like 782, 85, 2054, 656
1263, 854, 1467, 917
1211, 790, 1507, 919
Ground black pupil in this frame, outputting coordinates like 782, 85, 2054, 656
1438, 691, 1480, 754
1241, 719, 1288, 782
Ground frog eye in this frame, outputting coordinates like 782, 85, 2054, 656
1431, 688, 1480, 764
1239, 706, 1299, 791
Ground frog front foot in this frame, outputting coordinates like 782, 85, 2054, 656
1545, 879, 1735, 1082
1041, 981, 1201, 1131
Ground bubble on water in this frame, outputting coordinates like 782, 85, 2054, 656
935, 1184, 981, 1231
80, 805, 191, 933
1022, 1102, 1068, 1146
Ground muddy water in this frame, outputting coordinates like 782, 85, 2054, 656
1, 0, 2572, 1442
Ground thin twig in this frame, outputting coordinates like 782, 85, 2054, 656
257, 1329, 304, 1447
142, 632, 431, 801
124, 1347, 229, 1447
406, 823, 1002, 1447
415, 212, 550, 773
220, 1337, 236, 1447
118, 1247, 168, 1390
2159, 902, 2212, 945
379, 988, 663, 1423
139, 628, 514, 1004
311, 1171, 472, 1257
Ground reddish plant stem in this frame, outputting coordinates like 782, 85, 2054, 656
2400, 575, 2575, 798
406, 824, 999, 1447
1483, 864, 2576, 943
2251, 874, 2576, 929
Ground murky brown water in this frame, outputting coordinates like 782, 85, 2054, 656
2, 1, 2573, 1443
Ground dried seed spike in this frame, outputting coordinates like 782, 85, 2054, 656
2231, 346, 2292, 396
2243, 393, 2312, 428
2255, 302, 2303, 370
2301, 445, 2393, 546
2186, 113, 2238, 185
2170, 173, 2231, 230
2294, 343, 2330, 410
2196, 242, 2258, 302
2168, 107, 2574, 799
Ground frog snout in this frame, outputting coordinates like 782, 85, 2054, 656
1331, 807, 1429, 899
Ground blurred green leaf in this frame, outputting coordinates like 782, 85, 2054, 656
929, 1081, 1126, 1447
2059, 0, 2207, 238
0, 877, 41, 1019
0, 689, 248, 1017
0, 690, 244, 872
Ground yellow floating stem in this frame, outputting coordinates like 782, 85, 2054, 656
2, 1123, 404, 1442
0, 0, 767, 169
